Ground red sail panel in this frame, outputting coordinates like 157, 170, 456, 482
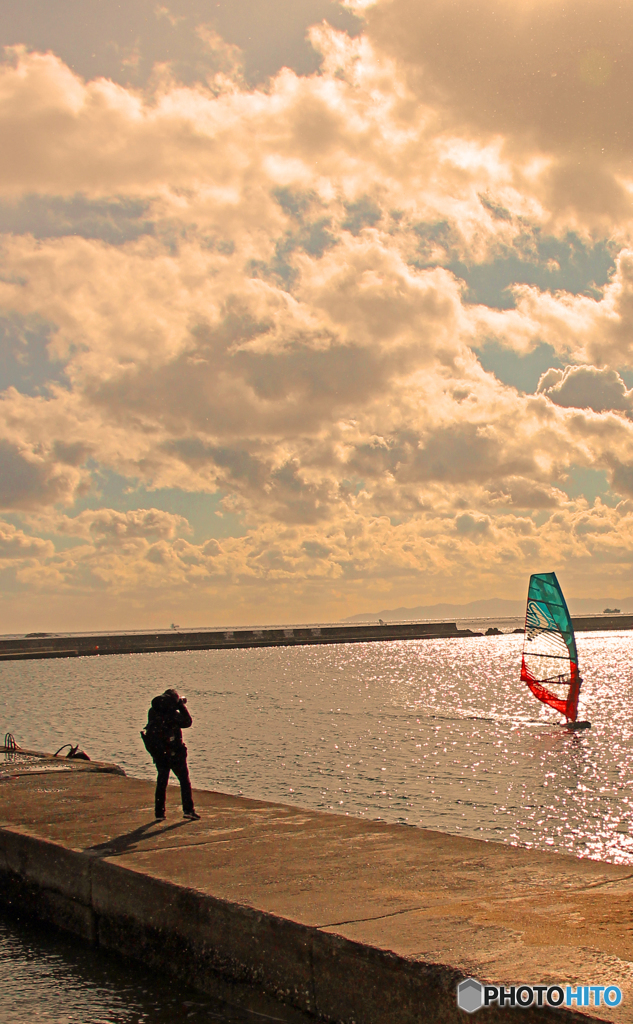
521, 656, 580, 721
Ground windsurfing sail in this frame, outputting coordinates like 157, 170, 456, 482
520, 572, 581, 722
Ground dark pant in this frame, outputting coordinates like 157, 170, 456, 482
154, 751, 194, 816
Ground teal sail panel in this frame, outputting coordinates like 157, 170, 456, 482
521, 572, 581, 721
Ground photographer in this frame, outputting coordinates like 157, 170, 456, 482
142, 688, 200, 821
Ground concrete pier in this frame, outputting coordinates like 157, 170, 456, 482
1, 768, 632, 1023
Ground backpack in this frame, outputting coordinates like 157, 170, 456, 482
140, 720, 171, 760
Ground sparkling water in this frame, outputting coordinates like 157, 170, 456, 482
2, 630, 633, 1021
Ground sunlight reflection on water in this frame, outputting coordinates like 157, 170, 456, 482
2, 630, 633, 863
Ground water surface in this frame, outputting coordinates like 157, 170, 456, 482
0, 910, 274, 1024
3, 629, 633, 862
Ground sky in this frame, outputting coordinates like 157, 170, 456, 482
1, 0, 633, 631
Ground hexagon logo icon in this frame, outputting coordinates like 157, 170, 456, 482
457, 978, 483, 1013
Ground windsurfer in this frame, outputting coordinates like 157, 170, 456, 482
521, 573, 590, 728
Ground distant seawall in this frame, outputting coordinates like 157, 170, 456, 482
0, 622, 479, 661
0, 615, 630, 662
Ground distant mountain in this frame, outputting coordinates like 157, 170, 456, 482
343, 596, 633, 622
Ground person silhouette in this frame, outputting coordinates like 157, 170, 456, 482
143, 688, 200, 820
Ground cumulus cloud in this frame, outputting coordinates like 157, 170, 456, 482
3, 496, 633, 630
56, 508, 190, 545
0, 1, 361, 90
537, 365, 633, 415
1, 219, 613, 526
0, 194, 154, 244
366, 0, 633, 229
1, 10, 633, 624
0, 521, 52, 560
483, 248, 633, 367
0, 436, 85, 510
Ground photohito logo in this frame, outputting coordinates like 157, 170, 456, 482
457, 978, 622, 1013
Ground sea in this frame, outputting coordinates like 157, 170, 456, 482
1, 620, 633, 1022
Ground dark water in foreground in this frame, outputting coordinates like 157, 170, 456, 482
0, 911, 281, 1024
2, 628, 633, 1020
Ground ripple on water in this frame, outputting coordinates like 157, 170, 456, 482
2, 630, 633, 863
0, 911, 261, 1023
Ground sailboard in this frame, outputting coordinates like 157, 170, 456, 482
520, 572, 590, 729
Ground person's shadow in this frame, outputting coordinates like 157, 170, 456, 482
84, 819, 189, 858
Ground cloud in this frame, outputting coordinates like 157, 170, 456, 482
0, 194, 154, 244
0, 34, 553, 249
366, 0, 633, 229
0, 219, 631, 531
537, 365, 633, 415
56, 507, 190, 545
4, 497, 633, 629
0, 436, 84, 510
0, 1, 361, 89
86, 241, 470, 441
455, 512, 490, 536
0, 312, 68, 395
0, 521, 52, 560
486, 249, 633, 367
367, 0, 633, 158
2, 16, 633, 623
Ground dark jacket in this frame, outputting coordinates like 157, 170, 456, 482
146, 693, 192, 761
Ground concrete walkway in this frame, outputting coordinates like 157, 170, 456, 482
1, 772, 632, 1023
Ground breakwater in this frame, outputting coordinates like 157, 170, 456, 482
0, 621, 480, 661
1, 614, 630, 661
0, 765, 631, 1023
